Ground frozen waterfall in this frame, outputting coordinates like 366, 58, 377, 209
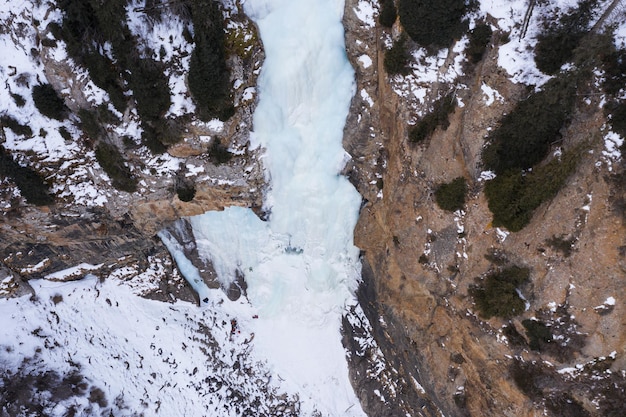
161, 0, 365, 415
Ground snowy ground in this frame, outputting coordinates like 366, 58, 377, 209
0, 274, 301, 416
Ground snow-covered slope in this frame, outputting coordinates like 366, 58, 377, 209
0, 274, 300, 416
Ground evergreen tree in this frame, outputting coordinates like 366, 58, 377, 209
398, 0, 467, 49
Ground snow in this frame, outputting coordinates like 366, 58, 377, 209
242, 86, 256, 102
481, 83, 504, 106
353, 0, 377, 27
358, 54, 373, 69
361, 88, 374, 107
480, 0, 553, 86
0, 275, 298, 416
44, 263, 103, 281
20, 258, 51, 275
603, 130, 624, 166
495, 227, 509, 242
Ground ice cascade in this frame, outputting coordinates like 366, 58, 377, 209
160, 0, 365, 415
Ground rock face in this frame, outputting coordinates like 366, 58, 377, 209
342, 1, 626, 416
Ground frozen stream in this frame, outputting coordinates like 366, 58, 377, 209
162, 0, 365, 415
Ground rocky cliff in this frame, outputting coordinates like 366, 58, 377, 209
342, 0, 626, 416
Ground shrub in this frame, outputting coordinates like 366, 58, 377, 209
1, 115, 33, 136
398, 0, 468, 49
41, 38, 57, 48
482, 75, 576, 174
509, 359, 548, 399
409, 92, 456, 143
96, 103, 120, 124
127, 57, 171, 122
522, 319, 553, 351
176, 178, 196, 202
384, 34, 411, 75
466, 23, 492, 64
82, 52, 127, 112
469, 265, 529, 319
88, 387, 107, 408
602, 47, 626, 97
545, 393, 590, 417
138, 119, 183, 154
502, 323, 526, 346
95, 142, 137, 192
0, 146, 53, 206
546, 234, 576, 257
534, 0, 597, 75
606, 100, 626, 138
10, 93, 26, 107
208, 137, 232, 164
483, 248, 508, 265
141, 124, 168, 154
58, 126, 72, 141
435, 177, 467, 212
78, 108, 104, 140
379, 0, 397, 28
32, 84, 67, 120
484, 145, 583, 231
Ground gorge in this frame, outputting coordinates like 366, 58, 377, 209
1, 0, 626, 416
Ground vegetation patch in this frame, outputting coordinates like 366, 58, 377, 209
466, 23, 492, 64
601, 46, 626, 97
0, 146, 53, 206
175, 177, 196, 202
469, 265, 530, 319
58, 126, 72, 142
0, 357, 118, 417
78, 109, 104, 140
545, 234, 576, 257
409, 92, 456, 143
10, 93, 26, 107
398, 0, 468, 49
481, 62, 596, 232
435, 177, 467, 212
508, 357, 623, 417
384, 34, 411, 75
484, 145, 583, 231
605, 100, 626, 139
188, 1, 234, 121
95, 142, 137, 193
225, 24, 258, 60
208, 137, 233, 165
378, 0, 397, 28
534, 0, 597, 75
482, 76, 577, 174
522, 319, 553, 351
58, 0, 177, 150
1, 115, 33, 136
32, 84, 68, 120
